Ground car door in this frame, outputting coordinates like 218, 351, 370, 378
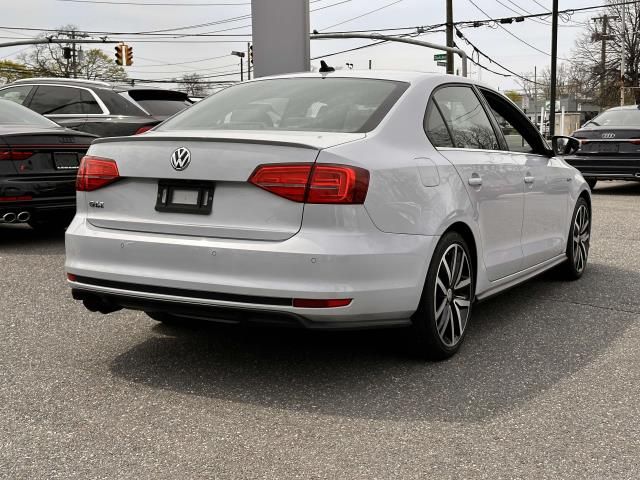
27, 85, 90, 131
479, 88, 569, 269
426, 84, 525, 281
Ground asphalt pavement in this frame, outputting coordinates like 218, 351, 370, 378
1, 181, 640, 479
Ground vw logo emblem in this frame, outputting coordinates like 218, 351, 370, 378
170, 147, 191, 171
601, 133, 616, 139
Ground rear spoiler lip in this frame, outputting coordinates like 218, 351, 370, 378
92, 135, 322, 150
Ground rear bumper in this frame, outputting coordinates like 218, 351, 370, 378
65, 214, 437, 327
0, 175, 76, 218
565, 156, 640, 180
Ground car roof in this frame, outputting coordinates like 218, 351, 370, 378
5, 78, 186, 95
244, 69, 494, 91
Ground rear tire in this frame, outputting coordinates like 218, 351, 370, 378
585, 178, 597, 190
558, 197, 591, 280
410, 231, 475, 360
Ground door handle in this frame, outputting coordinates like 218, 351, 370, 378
468, 176, 483, 186
524, 175, 535, 184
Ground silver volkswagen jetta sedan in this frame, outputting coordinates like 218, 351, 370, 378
66, 71, 591, 359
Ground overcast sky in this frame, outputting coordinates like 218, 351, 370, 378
0, 0, 603, 91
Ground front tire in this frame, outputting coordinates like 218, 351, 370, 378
559, 197, 591, 280
411, 232, 474, 360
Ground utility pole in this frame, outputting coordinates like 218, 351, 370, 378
70, 30, 77, 79
446, 0, 454, 75
247, 42, 251, 80
534, 65, 537, 127
621, 6, 626, 106
592, 14, 614, 109
549, 0, 559, 138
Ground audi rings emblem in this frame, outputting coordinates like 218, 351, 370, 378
601, 133, 616, 139
170, 147, 191, 171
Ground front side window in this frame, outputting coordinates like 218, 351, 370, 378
157, 78, 409, 133
480, 89, 543, 154
432, 86, 499, 150
0, 86, 32, 105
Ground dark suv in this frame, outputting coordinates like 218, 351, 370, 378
0, 78, 192, 137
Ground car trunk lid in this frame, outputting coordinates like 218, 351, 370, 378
84, 130, 365, 241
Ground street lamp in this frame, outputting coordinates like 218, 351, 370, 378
231, 51, 246, 81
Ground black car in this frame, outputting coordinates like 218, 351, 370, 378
0, 78, 169, 137
567, 105, 640, 189
0, 99, 95, 230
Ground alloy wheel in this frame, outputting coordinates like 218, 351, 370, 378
573, 204, 590, 273
433, 243, 473, 347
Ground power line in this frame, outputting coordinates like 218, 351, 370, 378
464, 0, 571, 61
455, 29, 544, 85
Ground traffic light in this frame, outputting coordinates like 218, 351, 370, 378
115, 44, 124, 65
249, 44, 253, 65
125, 46, 133, 66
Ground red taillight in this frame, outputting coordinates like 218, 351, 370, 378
629, 139, 640, 145
248, 163, 369, 204
135, 125, 153, 135
0, 195, 32, 202
67, 273, 77, 282
0, 150, 33, 161
76, 155, 120, 192
293, 298, 352, 308
248, 164, 312, 202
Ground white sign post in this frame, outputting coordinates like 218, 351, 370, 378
251, 0, 311, 78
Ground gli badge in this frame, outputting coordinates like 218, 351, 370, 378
170, 147, 191, 171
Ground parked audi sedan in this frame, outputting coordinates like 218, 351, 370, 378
65, 71, 591, 359
0, 99, 94, 230
567, 105, 640, 189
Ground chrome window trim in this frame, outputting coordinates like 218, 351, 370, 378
436, 146, 550, 159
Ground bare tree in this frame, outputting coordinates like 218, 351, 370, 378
17, 25, 127, 81
180, 73, 209, 97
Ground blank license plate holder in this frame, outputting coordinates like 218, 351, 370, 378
53, 152, 80, 170
594, 143, 619, 153
155, 180, 214, 215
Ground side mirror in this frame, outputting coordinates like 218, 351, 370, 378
552, 136, 580, 156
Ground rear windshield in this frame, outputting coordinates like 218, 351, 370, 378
126, 90, 193, 116
157, 78, 409, 133
0, 99, 59, 127
587, 109, 640, 127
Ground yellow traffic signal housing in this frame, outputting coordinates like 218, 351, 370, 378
115, 44, 124, 65
125, 46, 133, 66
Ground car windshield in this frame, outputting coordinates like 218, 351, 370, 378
587, 109, 640, 127
157, 77, 409, 133
0, 99, 59, 127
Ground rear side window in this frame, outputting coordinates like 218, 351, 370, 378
157, 78, 409, 133
94, 89, 146, 116
0, 86, 32, 105
432, 86, 499, 150
424, 101, 453, 147
30, 86, 83, 114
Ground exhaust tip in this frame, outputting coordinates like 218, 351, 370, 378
17, 211, 30, 223
1, 212, 16, 223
